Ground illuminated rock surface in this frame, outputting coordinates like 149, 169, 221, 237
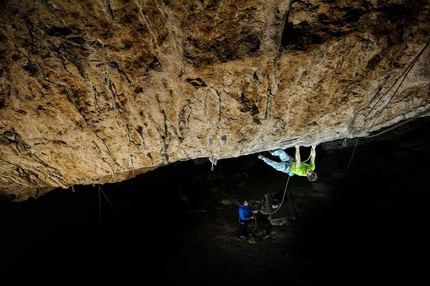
1, 0, 429, 201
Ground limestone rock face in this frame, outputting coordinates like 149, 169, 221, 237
0, 0, 429, 201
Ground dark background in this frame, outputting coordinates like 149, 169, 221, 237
1, 117, 429, 286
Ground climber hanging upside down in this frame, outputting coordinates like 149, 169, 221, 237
258, 145, 317, 182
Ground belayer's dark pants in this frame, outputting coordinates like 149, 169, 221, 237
238, 219, 249, 237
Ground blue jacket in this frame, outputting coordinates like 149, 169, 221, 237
238, 203, 253, 221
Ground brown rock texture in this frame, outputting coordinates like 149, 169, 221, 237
0, 0, 429, 201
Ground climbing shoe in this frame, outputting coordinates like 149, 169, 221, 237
258, 154, 264, 160
248, 237, 257, 244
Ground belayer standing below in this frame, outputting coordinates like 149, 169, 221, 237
258, 145, 317, 182
237, 199, 258, 240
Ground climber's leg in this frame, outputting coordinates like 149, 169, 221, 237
258, 155, 290, 173
270, 149, 292, 162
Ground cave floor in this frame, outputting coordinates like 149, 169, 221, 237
1, 118, 430, 285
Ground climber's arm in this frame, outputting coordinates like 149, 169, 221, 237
310, 145, 316, 165
295, 146, 301, 168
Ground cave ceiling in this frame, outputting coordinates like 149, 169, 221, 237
0, 0, 429, 201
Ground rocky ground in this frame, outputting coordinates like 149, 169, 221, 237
1, 117, 429, 285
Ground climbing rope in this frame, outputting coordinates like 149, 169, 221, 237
342, 38, 430, 172
347, 37, 430, 141
250, 212, 259, 234
344, 107, 430, 174
266, 175, 291, 216
303, 152, 311, 163
98, 185, 119, 227
344, 137, 359, 175
367, 39, 430, 133
366, 107, 430, 138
